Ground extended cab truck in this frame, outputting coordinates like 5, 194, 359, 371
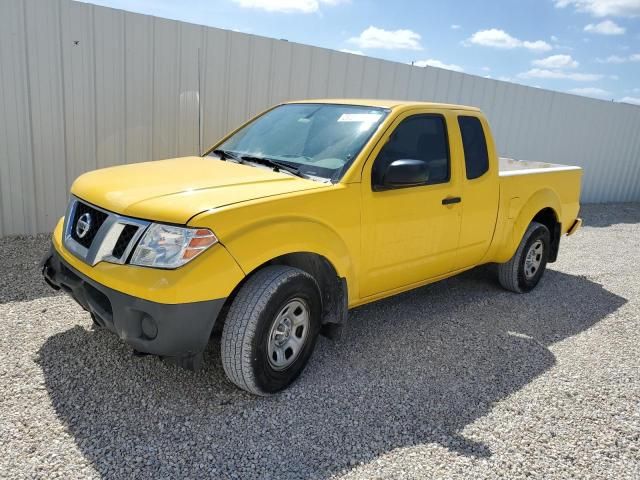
42, 99, 582, 395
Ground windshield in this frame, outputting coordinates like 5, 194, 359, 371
208, 103, 388, 182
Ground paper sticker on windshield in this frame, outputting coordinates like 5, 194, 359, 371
337, 113, 382, 123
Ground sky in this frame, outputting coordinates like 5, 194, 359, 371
79, 0, 640, 105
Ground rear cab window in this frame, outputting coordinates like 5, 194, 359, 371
458, 115, 489, 180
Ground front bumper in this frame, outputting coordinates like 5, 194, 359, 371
42, 245, 225, 368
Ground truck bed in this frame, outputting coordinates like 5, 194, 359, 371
492, 157, 582, 262
499, 157, 581, 176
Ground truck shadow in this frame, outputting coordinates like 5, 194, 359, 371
36, 267, 626, 479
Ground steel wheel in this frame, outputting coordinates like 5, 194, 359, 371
267, 298, 310, 371
524, 239, 544, 279
497, 221, 551, 293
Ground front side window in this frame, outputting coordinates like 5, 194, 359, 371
458, 115, 489, 180
210, 103, 388, 182
373, 114, 450, 186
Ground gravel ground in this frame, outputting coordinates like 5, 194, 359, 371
1, 203, 639, 479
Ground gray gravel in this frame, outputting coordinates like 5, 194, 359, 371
1, 203, 639, 479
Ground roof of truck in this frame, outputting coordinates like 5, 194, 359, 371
287, 98, 481, 111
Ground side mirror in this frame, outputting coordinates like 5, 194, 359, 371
374, 159, 429, 190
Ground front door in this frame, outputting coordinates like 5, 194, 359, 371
360, 110, 462, 298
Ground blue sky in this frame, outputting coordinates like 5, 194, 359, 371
80, 0, 640, 104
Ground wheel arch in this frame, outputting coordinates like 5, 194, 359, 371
496, 188, 562, 264
217, 251, 348, 340
531, 207, 561, 262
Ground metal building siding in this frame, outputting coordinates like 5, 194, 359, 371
0, 0, 639, 235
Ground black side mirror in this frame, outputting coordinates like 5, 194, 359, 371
374, 159, 429, 190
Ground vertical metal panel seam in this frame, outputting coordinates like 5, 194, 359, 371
603, 107, 630, 201
372, 59, 381, 97
90, 4, 99, 174
222, 30, 231, 130
615, 109, 636, 201
149, 17, 155, 159
121, 8, 128, 163
21, 0, 37, 233
198, 25, 205, 155
304, 47, 314, 99
174, 21, 182, 157
266, 39, 276, 103
358, 55, 367, 98
619, 112, 640, 200
244, 34, 254, 120
56, 0, 70, 196
286, 41, 295, 100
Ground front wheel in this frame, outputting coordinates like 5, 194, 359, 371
497, 221, 551, 293
221, 265, 321, 395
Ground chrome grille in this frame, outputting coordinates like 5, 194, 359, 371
70, 202, 108, 248
112, 224, 139, 259
62, 197, 150, 266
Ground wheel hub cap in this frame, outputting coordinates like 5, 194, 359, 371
267, 298, 310, 371
524, 239, 544, 280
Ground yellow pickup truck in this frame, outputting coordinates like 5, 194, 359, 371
42, 99, 582, 394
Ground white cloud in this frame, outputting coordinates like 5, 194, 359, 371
482, 66, 491, 71
619, 96, 640, 104
519, 68, 604, 81
451, 24, 461, 30
554, 0, 640, 17
468, 29, 552, 51
232, 0, 345, 13
413, 59, 464, 72
584, 19, 626, 34
339, 48, 364, 55
568, 87, 612, 98
348, 26, 422, 50
597, 52, 640, 62
551, 35, 559, 41
523, 40, 554, 51
532, 54, 579, 69
599, 54, 628, 62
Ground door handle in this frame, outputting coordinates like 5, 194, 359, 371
442, 196, 461, 205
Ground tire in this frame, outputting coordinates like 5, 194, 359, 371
221, 265, 322, 395
497, 221, 551, 293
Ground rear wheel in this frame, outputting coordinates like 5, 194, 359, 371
497, 221, 551, 293
221, 265, 321, 395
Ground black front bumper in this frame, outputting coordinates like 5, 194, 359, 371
42, 246, 225, 369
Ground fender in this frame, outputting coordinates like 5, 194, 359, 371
491, 188, 561, 264
194, 213, 359, 303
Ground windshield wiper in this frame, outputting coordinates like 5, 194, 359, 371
239, 155, 308, 179
211, 149, 244, 163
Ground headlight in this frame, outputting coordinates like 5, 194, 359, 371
130, 224, 218, 269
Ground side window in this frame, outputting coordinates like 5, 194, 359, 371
458, 116, 489, 180
373, 114, 450, 186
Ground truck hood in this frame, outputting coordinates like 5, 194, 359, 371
71, 157, 327, 224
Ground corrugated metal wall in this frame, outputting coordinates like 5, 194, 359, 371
1, 0, 639, 236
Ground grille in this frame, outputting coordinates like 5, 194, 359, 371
70, 202, 108, 248
112, 225, 139, 259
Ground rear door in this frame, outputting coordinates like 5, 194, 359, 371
359, 109, 463, 297
453, 113, 500, 270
